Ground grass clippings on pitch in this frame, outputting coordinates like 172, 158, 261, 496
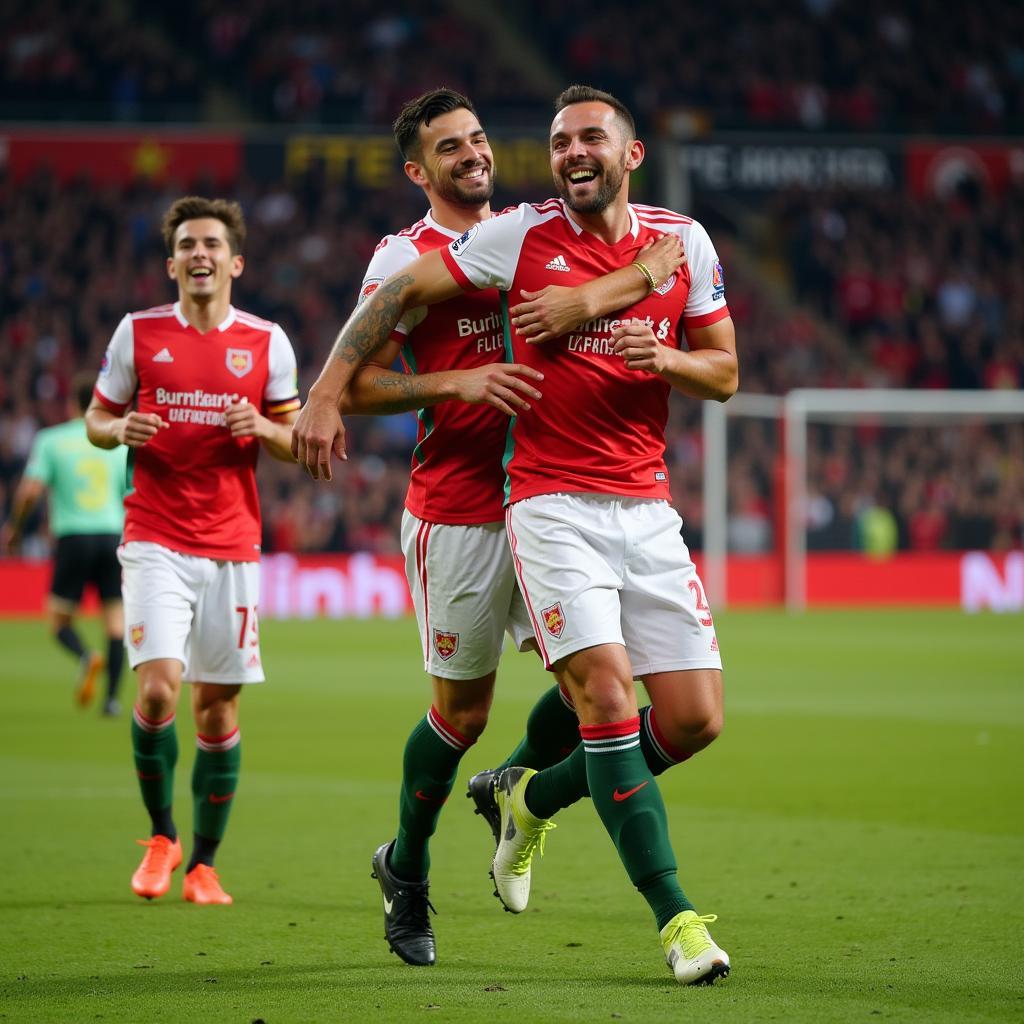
1, 609, 1021, 1023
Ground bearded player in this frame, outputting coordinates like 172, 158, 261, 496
339, 88, 683, 967
293, 85, 736, 984
86, 197, 300, 905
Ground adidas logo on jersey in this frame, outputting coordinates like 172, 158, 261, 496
152, 348, 174, 363
545, 254, 571, 272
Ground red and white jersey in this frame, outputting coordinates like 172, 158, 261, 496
440, 200, 730, 503
93, 302, 300, 561
362, 210, 506, 524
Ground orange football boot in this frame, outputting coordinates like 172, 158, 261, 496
131, 835, 183, 899
183, 864, 233, 905
76, 652, 104, 707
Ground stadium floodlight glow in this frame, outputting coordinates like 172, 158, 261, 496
703, 388, 1024, 611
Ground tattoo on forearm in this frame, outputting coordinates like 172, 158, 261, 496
378, 375, 425, 398
329, 274, 414, 366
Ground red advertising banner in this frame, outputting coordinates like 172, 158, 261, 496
905, 141, 1024, 200
4, 132, 242, 187
0, 551, 1020, 617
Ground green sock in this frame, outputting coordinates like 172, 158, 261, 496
580, 717, 694, 929
497, 684, 580, 772
523, 706, 687, 819
391, 706, 473, 882
192, 729, 241, 841
131, 705, 178, 837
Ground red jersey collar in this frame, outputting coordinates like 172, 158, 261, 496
173, 302, 237, 333
561, 201, 640, 246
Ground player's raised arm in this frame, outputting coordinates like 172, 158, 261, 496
509, 233, 685, 343
291, 249, 463, 480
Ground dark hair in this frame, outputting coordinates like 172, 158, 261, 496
553, 84, 637, 141
392, 88, 479, 161
161, 196, 246, 256
73, 372, 96, 413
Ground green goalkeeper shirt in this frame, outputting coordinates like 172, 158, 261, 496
23, 418, 128, 537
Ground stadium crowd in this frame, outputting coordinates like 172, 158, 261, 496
2, 1, 1022, 558
2, 162, 1021, 557
4, 0, 1022, 134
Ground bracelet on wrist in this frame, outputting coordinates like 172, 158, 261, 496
632, 260, 657, 293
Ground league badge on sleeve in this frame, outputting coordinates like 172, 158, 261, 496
226, 348, 253, 378
712, 261, 725, 300
433, 629, 460, 661
358, 278, 383, 305
450, 224, 479, 255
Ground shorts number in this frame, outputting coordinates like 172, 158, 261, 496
235, 605, 259, 648
688, 580, 714, 627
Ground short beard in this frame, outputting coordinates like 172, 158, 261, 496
435, 172, 495, 208
555, 159, 625, 214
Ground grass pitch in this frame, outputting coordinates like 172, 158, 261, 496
1, 609, 1021, 1023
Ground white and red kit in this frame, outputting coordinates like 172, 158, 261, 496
439, 199, 730, 670
362, 210, 510, 525
94, 302, 300, 562
439, 199, 730, 504
362, 211, 536, 677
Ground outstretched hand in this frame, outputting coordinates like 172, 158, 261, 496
291, 393, 347, 480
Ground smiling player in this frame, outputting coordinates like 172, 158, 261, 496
293, 84, 737, 985
333, 88, 683, 968
85, 197, 300, 906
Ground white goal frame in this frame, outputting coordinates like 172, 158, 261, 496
703, 389, 1024, 611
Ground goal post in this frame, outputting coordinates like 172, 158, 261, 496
703, 388, 1024, 611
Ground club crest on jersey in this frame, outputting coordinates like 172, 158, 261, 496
433, 629, 459, 661
654, 272, 677, 296
712, 261, 725, 299
129, 622, 145, 649
358, 278, 383, 305
541, 603, 565, 638
450, 224, 479, 255
226, 348, 253, 378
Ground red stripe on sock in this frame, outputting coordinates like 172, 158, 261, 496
647, 708, 691, 764
133, 705, 175, 727
558, 682, 576, 710
579, 716, 641, 741
428, 705, 473, 750
197, 727, 239, 745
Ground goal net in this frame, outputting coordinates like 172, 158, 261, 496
702, 389, 1024, 610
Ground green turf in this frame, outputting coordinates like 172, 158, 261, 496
1, 610, 1021, 1023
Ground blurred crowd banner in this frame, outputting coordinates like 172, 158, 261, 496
0, 128, 553, 190
2, 128, 1021, 197
661, 132, 1024, 210
0, 551, 1020, 617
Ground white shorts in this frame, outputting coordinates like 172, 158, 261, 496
119, 541, 265, 684
402, 511, 536, 680
506, 493, 722, 675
